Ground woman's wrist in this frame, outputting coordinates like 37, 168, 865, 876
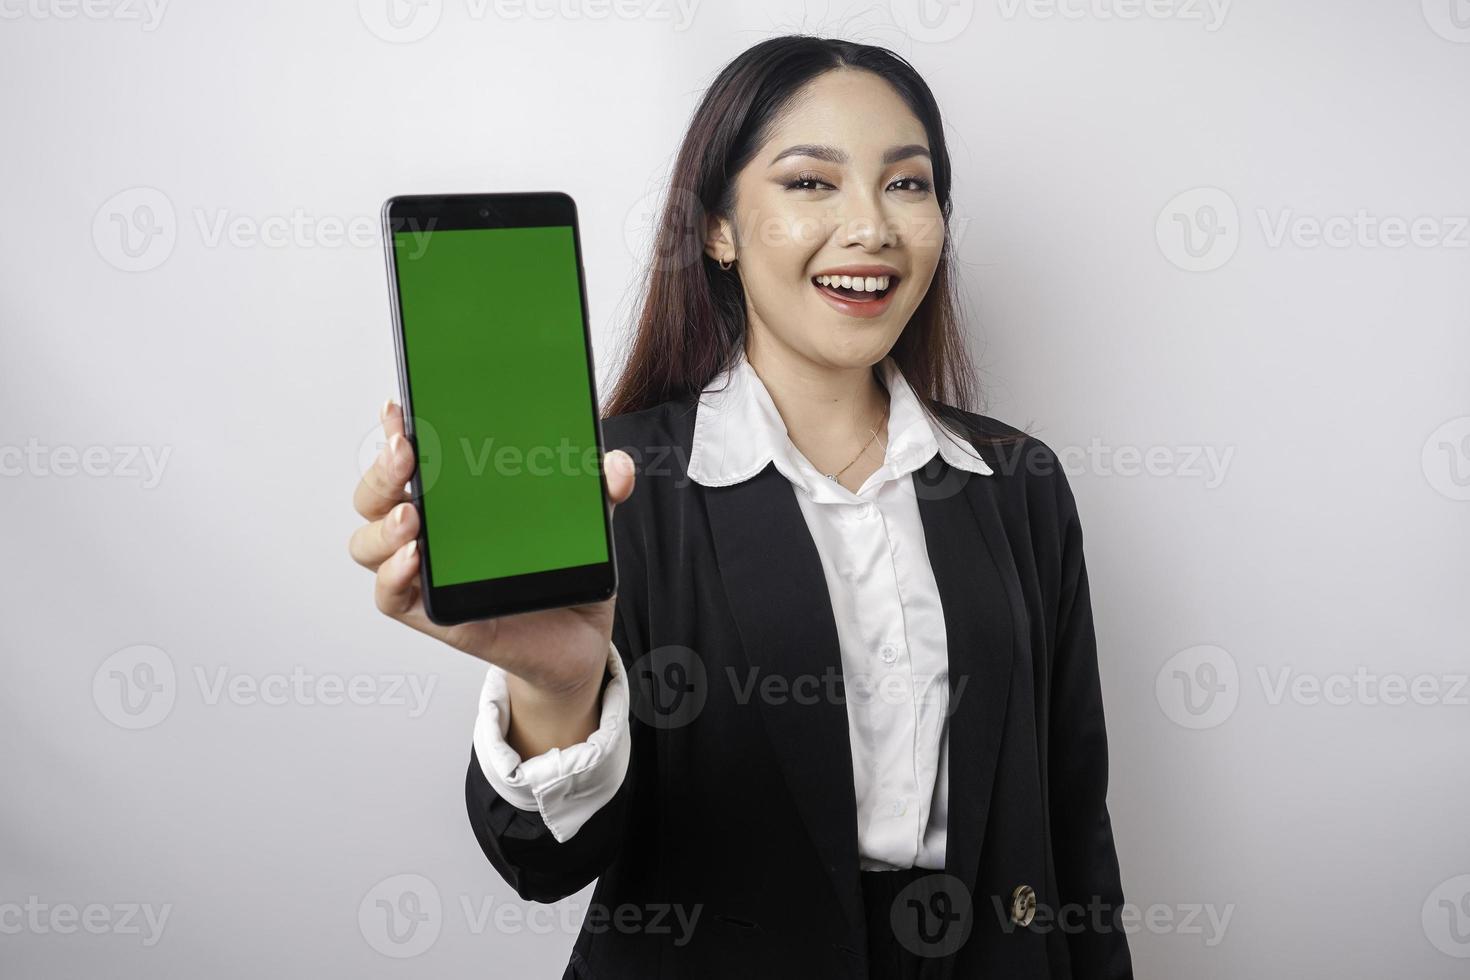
503, 666, 607, 759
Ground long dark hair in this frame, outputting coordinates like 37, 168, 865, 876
602, 34, 1027, 455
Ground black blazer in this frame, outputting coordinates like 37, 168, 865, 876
466, 396, 1133, 980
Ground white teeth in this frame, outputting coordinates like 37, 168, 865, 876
815, 274, 892, 292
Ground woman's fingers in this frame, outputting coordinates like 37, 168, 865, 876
375, 536, 423, 619
353, 400, 413, 520
359, 450, 629, 573
348, 499, 419, 569
355, 400, 636, 636
605, 449, 636, 506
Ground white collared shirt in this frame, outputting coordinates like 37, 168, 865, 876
473, 349, 993, 871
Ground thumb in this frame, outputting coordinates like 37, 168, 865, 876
604, 449, 636, 505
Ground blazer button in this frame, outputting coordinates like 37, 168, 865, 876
1010, 884, 1036, 927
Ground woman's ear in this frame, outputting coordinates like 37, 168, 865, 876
704, 212, 736, 265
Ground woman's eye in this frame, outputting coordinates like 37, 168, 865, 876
784, 175, 831, 191
782, 174, 932, 194
891, 177, 932, 194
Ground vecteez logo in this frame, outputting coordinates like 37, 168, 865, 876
0, 0, 170, 30
1422, 0, 1470, 43
1423, 873, 1470, 957
1155, 644, 1239, 729
359, 874, 443, 957
91, 644, 440, 729
888, 0, 976, 43
358, 0, 442, 43
93, 644, 178, 730
1422, 416, 1470, 501
91, 187, 439, 272
92, 187, 177, 273
357, 0, 701, 42
1158, 186, 1470, 271
1156, 187, 1240, 272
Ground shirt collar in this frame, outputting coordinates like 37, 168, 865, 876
685, 348, 993, 502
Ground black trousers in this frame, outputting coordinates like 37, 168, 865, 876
859, 867, 951, 980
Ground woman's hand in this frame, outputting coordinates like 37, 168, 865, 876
349, 399, 636, 707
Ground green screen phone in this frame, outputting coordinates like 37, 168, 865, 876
381, 192, 615, 625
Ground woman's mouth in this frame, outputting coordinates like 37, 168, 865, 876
810, 273, 899, 318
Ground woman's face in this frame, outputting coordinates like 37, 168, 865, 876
708, 68, 945, 370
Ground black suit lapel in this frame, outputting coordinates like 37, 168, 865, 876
915, 457, 1021, 977
703, 465, 868, 941
700, 433, 1022, 966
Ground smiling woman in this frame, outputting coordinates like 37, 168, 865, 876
604, 52, 966, 429
451, 34, 1133, 980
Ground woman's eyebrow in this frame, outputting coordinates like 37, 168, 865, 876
767, 143, 931, 166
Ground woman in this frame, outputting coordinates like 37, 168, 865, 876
350, 35, 1132, 980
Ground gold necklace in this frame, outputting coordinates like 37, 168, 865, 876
824, 399, 890, 482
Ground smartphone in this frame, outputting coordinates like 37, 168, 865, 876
380, 192, 616, 625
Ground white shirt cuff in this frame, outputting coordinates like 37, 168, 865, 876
472, 639, 631, 844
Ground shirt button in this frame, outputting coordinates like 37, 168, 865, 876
879, 644, 898, 664
892, 798, 907, 816
855, 503, 874, 520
